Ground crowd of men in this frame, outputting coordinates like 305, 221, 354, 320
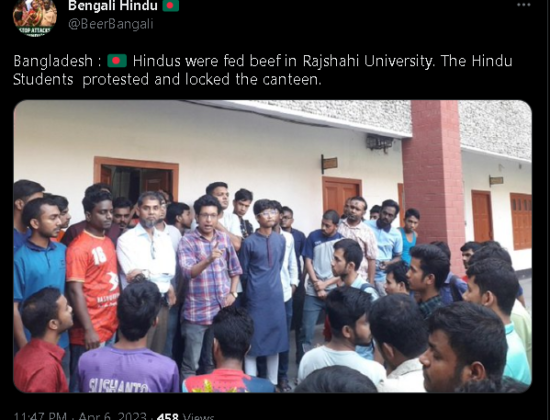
13, 179, 532, 393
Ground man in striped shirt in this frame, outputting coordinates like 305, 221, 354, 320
178, 194, 242, 379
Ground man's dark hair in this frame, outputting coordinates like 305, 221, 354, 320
326, 286, 372, 339
50, 195, 69, 212
466, 258, 519, 316
211, 305, 254, 361
117, 275, 161, 342
137, 191, 162, 207
384, 260, 410, 291
281, 206, 293, 216
427, 302, 507, 383
430, 241, 452, 260
381, 199, 400, 216
456, 377, 529, 393
234, 188, 253, 202
21, 287, 62, 338
333, 239, 363, 271
322, 210, 340, 225
14, 179, 44, 206
409, 244, 450, 290
370, 294, 427, 358
270, 200, 283, 214
82, 190, 113, 213
84, 182, 112, 196
370, 205, 381, 215
349, 196, 368, 212
166, 202, 190, 225
460, 241, 481, 253
469, 242, 512, 266
294, 365, 378, 393
253, 199, 276, 215
158, 189, 174, 204
193, 194, 222, 216
22, 197, 59, 229
404, 208, 421, 220
206, 182, 228, 196
113, 197, 133, 210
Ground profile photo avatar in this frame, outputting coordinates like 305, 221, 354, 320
13, 0, 57, 37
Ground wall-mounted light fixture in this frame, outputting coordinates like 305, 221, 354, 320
366, 134, 394, 153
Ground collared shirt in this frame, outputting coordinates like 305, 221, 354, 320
337, 219, 378, 280
280, 231, 299, 302
14, 238, 69, 349
365, 219, 403, 282
238, 217, 254, 239
418, 294, 443, 319
376, 358, 426, 392
440, 272, 468, 305
178, 230, 242, 325
14, 339, 68, 393
117, 222, 176, 292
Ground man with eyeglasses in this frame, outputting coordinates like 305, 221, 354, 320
365, 199, 403, 297
177, 194, 242, 379
116, 191, 176, 355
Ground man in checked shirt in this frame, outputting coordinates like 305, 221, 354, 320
177, 194, 242, 379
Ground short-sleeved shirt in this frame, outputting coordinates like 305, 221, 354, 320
178, 230, 242, 325
337, 220, 378, 280
14, 239, 69, 349
66, 231, 120, 346
440, 273, 468, 305
365, 220, 403, 282
183, 369, 275, 393
13, 227, 31, 252
504, 323, 532, 385
303, 230, 343, 296
62, 220, 121, 248
78, 346, 180, 393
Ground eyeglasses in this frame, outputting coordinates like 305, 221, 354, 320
199, 213, 218, 220
256, 210, 278, 217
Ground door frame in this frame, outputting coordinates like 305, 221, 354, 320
322, 176, 363, 213
471, 190, 494, 242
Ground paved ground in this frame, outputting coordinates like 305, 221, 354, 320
284, 277, 532, 389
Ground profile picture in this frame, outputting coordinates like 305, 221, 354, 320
13, 0, 57, 37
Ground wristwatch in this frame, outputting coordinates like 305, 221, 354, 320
230, 291, 238, 298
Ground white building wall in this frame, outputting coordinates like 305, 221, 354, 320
14, 100, 404, 237
461, 150, 532, 270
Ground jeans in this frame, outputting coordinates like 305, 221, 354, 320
70, 334, 116, 393
298, 295, 325, 362
180, 321, 214, 379
162, 304, 180, 358
277, 298, 293, 382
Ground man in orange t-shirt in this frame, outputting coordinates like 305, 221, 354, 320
66, 190, 120, 392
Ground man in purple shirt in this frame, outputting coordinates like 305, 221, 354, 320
178, 194, 242, 379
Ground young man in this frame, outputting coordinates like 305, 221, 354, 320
14, 197, 69, 370
183, 306, 275, 392
398, 208, 420, 265
298, 210, 343, 363
178, 194, 242, 379
460, 241, 481, 274
62, 183, 121, 247
419, 302, 507, 392
206, 182, 243, 252
66, 190, 120, 392
297, 287, 385, 385
233, 188, 254, 239
112, 197, 133, 230
384, 260, 411, 296
154, 193, 182, 252
13, 179, 44, 251
407, 244, 449, 319
166, 202, 193, 235
463, 258, 531, 385
50, 195, 71, 243
239, 199, 287, 386
431, 241, 468, 305
337, 196, 377, 284
370, 294, 427, 392
366, 199, 403, 297
78, 277, 180, 393
117, 191, 176, 354
14, 287, 73, 393
369, 204, 381, 221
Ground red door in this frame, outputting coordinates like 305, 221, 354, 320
323, 177, 362, 215
472, 190, 493, 242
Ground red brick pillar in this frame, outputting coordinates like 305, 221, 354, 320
402, 100, 466, 277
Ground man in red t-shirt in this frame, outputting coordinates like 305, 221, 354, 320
14, 287, 73, 393
66, 190, 120, 392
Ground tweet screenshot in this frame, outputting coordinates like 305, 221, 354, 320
10, 0, 547, 416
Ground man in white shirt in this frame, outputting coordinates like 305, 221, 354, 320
116, 191, 176, 354
298, 286, 386, 386
370, 294, 427, 392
